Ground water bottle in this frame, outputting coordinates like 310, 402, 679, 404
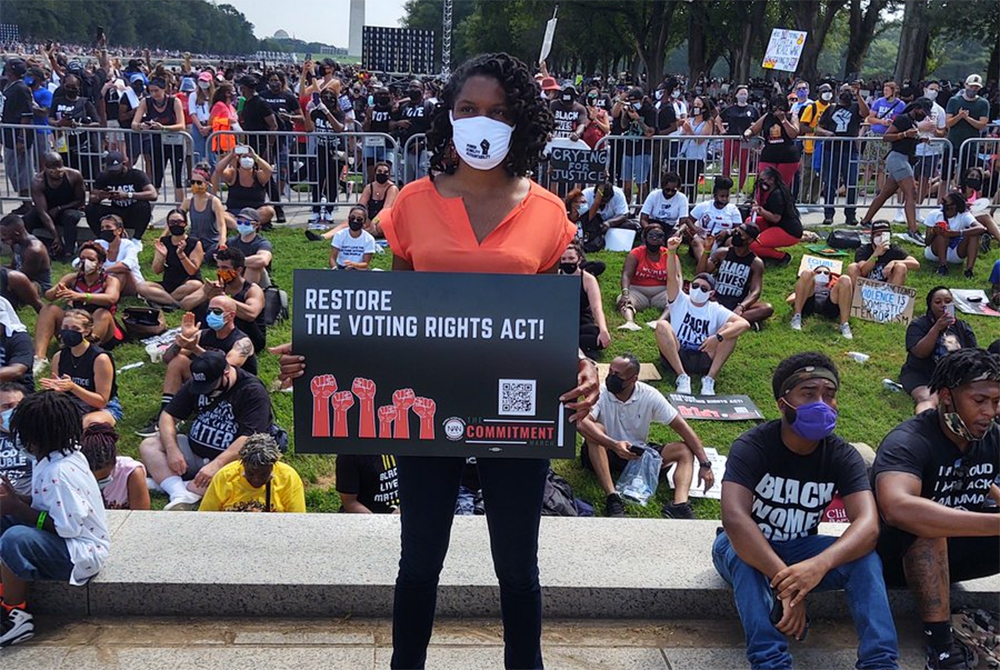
882, 379, 903, 393
847, 351, 870, 364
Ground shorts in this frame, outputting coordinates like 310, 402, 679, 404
176, 434, 214, 480
803, 294, 841, 320
362, 145, 393, 163
621, 153, 653, 183
925, 240, 964, 264
76, 396, 124, 422
627, 285, 668, 311
914, 153, 940, 180
0, 515, 74, 583
885, 151, 914, 182
898, 364, 931, 394
877, 527, 1000, 588
677, 348, 712, 375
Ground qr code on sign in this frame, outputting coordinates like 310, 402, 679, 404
499, 379, 537, 416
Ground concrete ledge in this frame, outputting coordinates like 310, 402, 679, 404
33, 512, 999, 618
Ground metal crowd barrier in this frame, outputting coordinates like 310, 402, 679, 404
958, 136, 1000, 181
400, 133, 431, 185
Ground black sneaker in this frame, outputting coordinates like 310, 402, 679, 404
305, 230, 323, 242
0, 607, 34, 647
605, 492, 626, 518
135, 419, 160, 438
821, 218, 834, 226
662, 501, 695, 519
963, 268, 974, 279
844, 218, 859, 227
10, 202, 31, 216
925, 641, 978, 669
273, 205, 286, 224
936, 265, 949, 276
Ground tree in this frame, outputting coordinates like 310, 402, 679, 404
894, 0, 932, 82
843, 0, 894, 77
785, 0, 847, 82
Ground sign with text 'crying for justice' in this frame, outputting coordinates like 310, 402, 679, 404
292, 270, 580, 459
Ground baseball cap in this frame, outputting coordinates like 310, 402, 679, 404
237, 207, 261, 223
237, 74, 258, 88
198, 71, 213, 82
540, 76, 560, 91
693, 272, 717, 291
6, 58, 26, 77
105, 150, 124, 168
965, 74, 983, 89
179, 77, 196, 92
129, 72, 145, 84
870, 220, 892, 234
189, 351, 228, 395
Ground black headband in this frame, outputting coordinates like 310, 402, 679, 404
779, 366, 839, 397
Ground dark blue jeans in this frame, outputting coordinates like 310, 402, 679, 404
390, 456, 549, 670
0, 515, 73, 583
713, 531, 899, 670
821, 144, 860, 222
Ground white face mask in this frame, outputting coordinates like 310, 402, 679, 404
655, 90, 664, 100
671, 90, 681, 99
924, 88, 938, 101
820, 91, 833, 102
874, 233, 890, 247
736, 93, 748, 104
814, 272, 830, 287
239, 156, 254, 170
689, 287, 711, 304
965, 88, 979, 100
577, 200, 589, 215
198, 80, 210, 90
449, 112, 514, 171
82, 258, 98, 274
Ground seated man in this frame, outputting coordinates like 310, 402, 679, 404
848, 220, 919, 287
0, 297, 34, 392
226, 208, 273, 287
1, 214, 51, 292
685, 176, 743, 259
137, 299, 256, 437
199, 433, 305, 513
788, 264, 854, 340
696, 222, 774, 328
640, 171, 689, 236
83, 151, 157, 241
336, 453, 400, 514
23, 152, 85, 261
577, 354, 714, 519
873, 348, 999, 670
0, 381, 30, 496
714, 352, 898, 670
655, 236, 750, 396
923, 192, 987, 278
92, 214, 144, 298
179, 246, 266, 352
139, 350, 273, 510
580, 176, 636, 235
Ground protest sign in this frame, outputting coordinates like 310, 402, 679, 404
762, 28, 808, 72
665, 447, 726, 499
292, 270, 579, 459
850, 277, 916, 326
667, 394, 765, 421
596, 362, 661, 384
949, 289, 1000, 317
547, 145, 608, 187
798, 254, 843, 276
539, 16, 558, 64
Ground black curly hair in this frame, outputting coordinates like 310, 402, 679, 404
426, 52, 553, 178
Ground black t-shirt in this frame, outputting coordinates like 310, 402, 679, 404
655, 103, 678, 134
873, 411, 1000, 522
94, 168, 151, 209
613, 102, 657, 138
714, 248, 757, 310
159, 235, 202, 289
367, 104, 393, 134
901, 314, 978, 379
49, 93, 98, 125
240, 94, 275, 132
394, 99, 434, 142
853, 244, 909, 283
724, 420, 870, 542
336, 453, 399, 513
57, 344, 117, 415
0, 329, 34, 390
819, 103, 863, 137
763, 189, 803, 238
2, 79, 35, 147
759, 113, 800, 163
259, 90, 299, 131
310, 107, 343, 149
890, 112, 918, 158
549, 98, 586, 137
0, 431, 31, 495
198, 326, 257, 376
165, 367, 272, 458
720, 103, 758, 137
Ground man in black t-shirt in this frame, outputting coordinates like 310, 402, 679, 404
259, 72, 300, 222
815, 86, 869, 225
696, 223, 774, 327
237, 75, 283, 222
549, 84, 587, 140
872, 349, 999, 670
84, 151, 158, 240
336, 453, 400, 513
2, 58, 37, 202
847, 220, 918, 286
715, 352, 898, 670
139, 351, 273, 510
392, 80, 434, 181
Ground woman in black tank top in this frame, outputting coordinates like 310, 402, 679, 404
217, 145, 276, 229
40, 308, 123, 427
358, 162, 398, 233
131, 76, 187, 202
559, 241, 610, 356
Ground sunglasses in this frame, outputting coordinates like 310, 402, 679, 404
189, 180, 206, 187
167, 219, 186, 226
348, 217, 365, 224
815, 268, 831, 275
237, 218, 254, 226
207, 307, 226, 316
663, 188, 678, 196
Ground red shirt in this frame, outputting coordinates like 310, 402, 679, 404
629, 246, 668, 286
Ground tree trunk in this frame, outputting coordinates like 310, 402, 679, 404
792, 0, 846, 83
895, 0, 931, 82
688, 2, 709, 82
843, 0, 887, 77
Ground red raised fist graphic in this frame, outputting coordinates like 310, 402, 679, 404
378, 405, 397, 439
310, 374, 338, 437
392, 388, 416, 439
352, 377, 378, 439
413, 397, 437, 441
331, 391, 355, 438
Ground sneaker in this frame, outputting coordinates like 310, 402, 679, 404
0, 607, 34, 647
821, 218, 834, 226
700, 376, 716, 396
963, 268, 974, 279
936, 265, 949, 276
844, 218, 859, 227
764, 252, 792, 268
925, 641, 978, 669
840, 322, 854, 340
10, 202, 31, 216
32, 357, 48, 379
305, 230, 323, 242
163, 490, 203, 511
134, 418, 160, 438
145, 476, 163, 493
308, 212, 321, 224
605, 492, 626, 518
790, 314, 802, 331
907, 230, 927, 245
662, 501, 695, 519
273, 205, 286, 224
675, 374, 692, 395
893, 208, 906, 223
320, 207, 331, 223
980, 236, 992, 253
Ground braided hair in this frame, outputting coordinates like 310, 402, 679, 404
81, 422, 119, 470
239, 433, 282, 469
426, 52, 553, 178
929, 348, 1000, 393
10, 390, 81, 459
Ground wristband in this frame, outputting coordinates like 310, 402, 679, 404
36, 510, 48, 529
699, 460, 712, 469
86, 292, 92, 304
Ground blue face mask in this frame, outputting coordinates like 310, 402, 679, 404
1, 408, 13, 430
783, 399, 838, 441
236, 223, 254, 236
24, 76, 35, 86
206, 312, 226, 331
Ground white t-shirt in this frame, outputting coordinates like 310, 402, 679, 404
922, 209, 976, 234
331, 228, 377, 267
589, 380, 678, 446
915, 101, 947, 156
670, 99, 688, 136
188, 93, 212, 123
74, 238, 144, 284
641, 189, 690, 228
668, 290, 734, 350
690, 200, 742, 236
582, 186, 629, 221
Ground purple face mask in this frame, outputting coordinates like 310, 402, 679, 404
783, 399, 838, 441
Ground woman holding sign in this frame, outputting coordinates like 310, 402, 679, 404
271, 53, 599, 670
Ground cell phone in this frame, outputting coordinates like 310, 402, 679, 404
235, 146, 249, 155
968, 296, 982, 303
945, 303, 956, 318
305, 53, 312, 61
629, 445, 645, 457
312, 92, 321, 107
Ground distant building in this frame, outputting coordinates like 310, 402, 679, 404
349, 0, 365, 58
273, 29, 291, 41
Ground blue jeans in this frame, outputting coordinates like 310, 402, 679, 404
0, 515, 73, 582
391, 456, 548, 670
713, 531, 899, 670
822, 144, 860, 222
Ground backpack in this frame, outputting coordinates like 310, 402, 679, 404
827, 229, 862, 249
541, 469, 579, 517
262, 284, 288, 326
121, 306, 167, 340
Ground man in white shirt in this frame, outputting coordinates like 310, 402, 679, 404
655, 236, 750, 397
577, 353, 714, 519
686, 176, 742, 258
580, 178, 634, 230
639, 171, 690, 236
914, 80, 948, 204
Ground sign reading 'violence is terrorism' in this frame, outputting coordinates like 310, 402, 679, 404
292, 270, 580, 459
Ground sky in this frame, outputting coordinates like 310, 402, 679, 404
227, 0, 410, 47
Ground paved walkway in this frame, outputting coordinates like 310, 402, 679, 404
3, 616, 927, 669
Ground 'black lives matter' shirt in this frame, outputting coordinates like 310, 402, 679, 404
724, 420, 870, 541
872, 411, 999, 522
94, 168, 151, 209
336, 453, 399, 513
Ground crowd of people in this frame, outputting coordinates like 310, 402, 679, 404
0, 44, 999, 670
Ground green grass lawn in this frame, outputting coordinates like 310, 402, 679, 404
16, 226, 999, 516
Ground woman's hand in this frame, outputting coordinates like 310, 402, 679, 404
597, 329, 611, 349
560, 357, 600, 423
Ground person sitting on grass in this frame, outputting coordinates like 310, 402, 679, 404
33, 243, 121, 377
199, 433, 304, 513
788, 264, 854, 340
900, 287, 979, 417
577, 353, 714, 519
714, 352, 899, 670
0, 382, 30, 497
685, 176, 743, 260
139, 350, 273, 511
330, 206, 377, 271
695, 222, 774, 329
136, 209, 204, 308
225, 208, 273, 287
0, 298, 34, 391
90, 214, 144, 298
40, 309, 122, 429
639, 170, 688, 237
0, 214, 51, 293
958, 167, 1000, 247
181, 165, 228, 259
923, 192, 987, 278
872, 348, 999, 670
617, 226, 668, 332
581, 176, 636, 232
0, 391, 110, 648
336, 452, 400, 514
750, 167, 802, 266
80, 422, 150, 511
847, 219, 919, 287
655, 236, 750, 397
560, 240, 610, 358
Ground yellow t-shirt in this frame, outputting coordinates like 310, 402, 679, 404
799, 100, 830, 154
199, 461, 306, 513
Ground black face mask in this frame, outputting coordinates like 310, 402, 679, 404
966, 178, 982, 190
605, 373, 626, 395
65, 88, 80, 98
559, 262, 578, 275
646, 238, 663, 252
99, 230, 116, 243
169, 224, 186, 236
376, 96, 390, 106
408, 90, 421, 102
60, 329, 84, 348
731, 232, 746, 248
375, 173, 389, 184
348, 218, 365, 231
